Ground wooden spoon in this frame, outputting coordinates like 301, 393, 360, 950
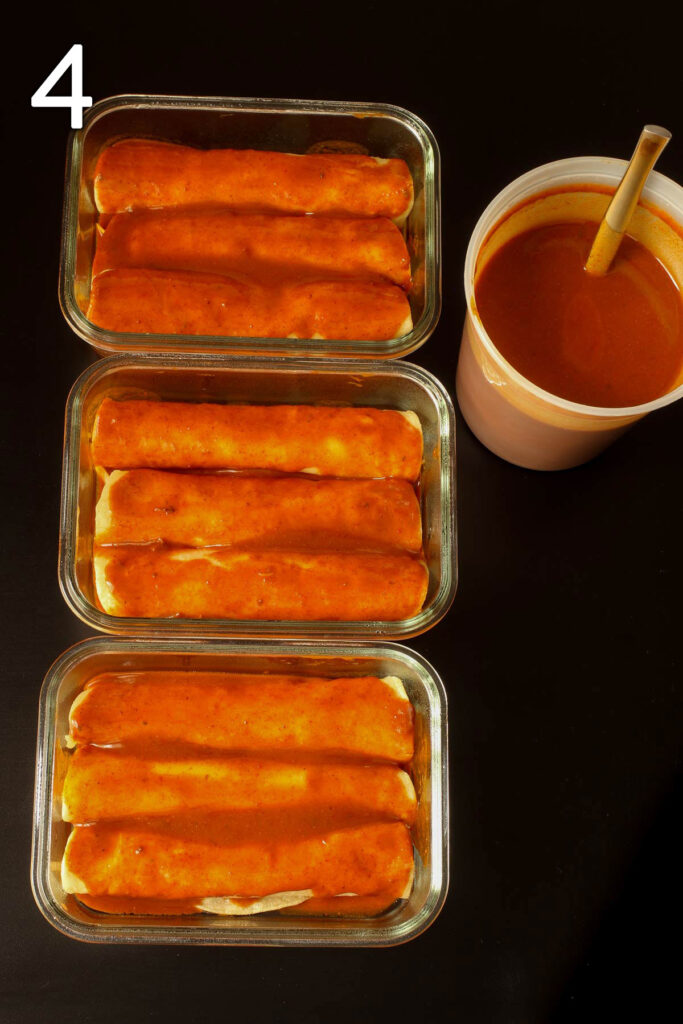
584, 125, 671, 276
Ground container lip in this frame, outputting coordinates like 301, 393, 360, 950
463, 155, 683, 419
31, 636, 449, 947
59, 354, 457, 641
79, 92, 441, 135
36, 632, 453, 681
60, 93, 441, 361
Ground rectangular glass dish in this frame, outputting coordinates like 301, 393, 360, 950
31, 637, 449, 946
59, 94, 441, 359
58, 354, 457, 639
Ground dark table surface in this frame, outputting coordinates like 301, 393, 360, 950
3, 2, 682, 1020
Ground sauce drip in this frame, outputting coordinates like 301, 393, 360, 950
474, 221, 683, 407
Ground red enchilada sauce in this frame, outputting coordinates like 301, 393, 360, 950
474, 220, 683, 407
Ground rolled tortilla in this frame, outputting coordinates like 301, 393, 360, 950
62, 747, 417, 825
68, 672, 414, 762
86, 268, 413, 341
61, 819, 415, 901
74, 887, 410, 917
93, 546, 429, 621
93, 210, 411, 290
95, 469, 422, 552
76, 892, 314, 916
197, 892, 314, 915
91, 398, 423, 481
93, 140, 414, 223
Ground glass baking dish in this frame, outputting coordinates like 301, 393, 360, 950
31, 636, 449, 947
58, 354, 457, 639
59, 94, 441, 359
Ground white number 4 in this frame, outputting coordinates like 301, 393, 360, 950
31, 44, 93, 129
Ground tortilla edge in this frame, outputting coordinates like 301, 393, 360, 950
93, 550, 122, 615
94, 468, 118, 543
381, 675, 409, 701
61, 833, 88, 895
197, 890, 314, 916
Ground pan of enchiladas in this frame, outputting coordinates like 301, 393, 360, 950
32, 638, 449, 946
59, 355, 457, 639
59, 95, 440, 358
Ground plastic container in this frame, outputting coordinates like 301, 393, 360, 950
59, 354, 457, 639
31, 636, 449, 946
59, 94, 441, 360
456, 157, 683, 470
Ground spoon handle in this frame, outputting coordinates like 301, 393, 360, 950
584, 124, 671, 276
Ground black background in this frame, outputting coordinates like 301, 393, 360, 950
2, 1, 682, 1020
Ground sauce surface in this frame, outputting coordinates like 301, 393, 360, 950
475, 220, 683, 407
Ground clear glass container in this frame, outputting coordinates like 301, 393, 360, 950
59, 94, 441, 359
31, 636, 449, 946
59, 354, 457, 639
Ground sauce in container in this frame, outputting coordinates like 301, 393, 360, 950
474, 220, 683, 408
457, 159, 683, 470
